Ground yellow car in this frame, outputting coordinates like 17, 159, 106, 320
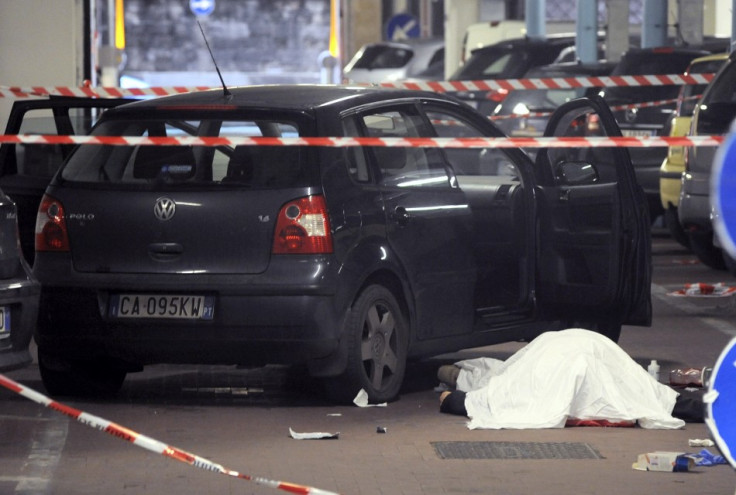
660, 53, 728, 247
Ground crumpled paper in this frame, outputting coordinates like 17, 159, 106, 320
353, 389, 387, 408
289, 427, 339, 440
688, 438, 715, 447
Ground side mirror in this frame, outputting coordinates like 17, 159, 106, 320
555, 161, 598, 185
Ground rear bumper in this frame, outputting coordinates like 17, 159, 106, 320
0, 279, 41, 372
36, 287, 344, 368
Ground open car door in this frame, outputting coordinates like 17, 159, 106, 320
533, 95, 651, 341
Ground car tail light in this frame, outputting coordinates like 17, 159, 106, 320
272, 195, 333, 254
486, 88, 509, 103
35, 195, 69, 252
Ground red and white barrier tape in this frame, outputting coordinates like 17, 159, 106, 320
0, 373, 340, 495
0, 134, 725, 148
0, 85, 213, 99
380, 73, 715, 93
491, 94, 702, 121
0, 73, 715, 99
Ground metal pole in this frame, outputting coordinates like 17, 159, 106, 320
642, 0, 668, 48
576, 0, 598, 63
525, 0, 546, 40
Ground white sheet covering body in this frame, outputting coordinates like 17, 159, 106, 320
457, 329, 685, 429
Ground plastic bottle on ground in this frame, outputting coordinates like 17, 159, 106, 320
647, 360, 660, 381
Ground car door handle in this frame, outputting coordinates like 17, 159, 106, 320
559, 189, 571, 202
393, 206, 410, 227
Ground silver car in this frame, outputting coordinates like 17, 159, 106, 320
343, 38, 444, 83
0, 187, 39, 371
679, 50, 736, 271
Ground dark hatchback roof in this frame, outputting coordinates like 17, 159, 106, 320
449, 35, 578, 81
466, 34, 577, 57
105, 84, 454, 116
525, 60, 617, 78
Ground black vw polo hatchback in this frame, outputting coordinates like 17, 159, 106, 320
33, 85, 651, 403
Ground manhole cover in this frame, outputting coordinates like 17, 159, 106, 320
432, 441, 603, 460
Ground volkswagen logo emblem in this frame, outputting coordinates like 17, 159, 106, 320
154, 197, 176, 221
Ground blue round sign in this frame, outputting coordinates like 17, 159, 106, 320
385, 13, 420, 41
712, 123, 736, 258
190, 0, 215, 17
705, 336, 736, 468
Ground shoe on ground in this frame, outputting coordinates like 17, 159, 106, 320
437, 365, 460, 387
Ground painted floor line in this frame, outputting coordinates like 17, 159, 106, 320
14, 419, 68, 494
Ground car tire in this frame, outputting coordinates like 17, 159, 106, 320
38, 350, 126, 397
664, 206, 690, 249
323, 285, 408, 404
688, 231, 726, 270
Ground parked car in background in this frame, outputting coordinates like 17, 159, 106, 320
491, 61, 616, 139
679, 49, 736, 271
602, 46, 716, 222
0, 187, 39, 372
459, 20, 575, 67
33, 85, 650, 403
0, 96, 131, 262
659, 53, 728, 248
448, 35, 580, 108
342, 38, 444, 84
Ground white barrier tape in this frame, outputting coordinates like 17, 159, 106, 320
0, 134, 725, 149
0, 373, 340, 495
0, 73, 715, 99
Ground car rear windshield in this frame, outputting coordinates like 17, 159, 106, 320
6, 107, 108, 179
60, 117, 309, 189
349, 45, 414, 70
450, 45, 527, 79
605, 52, 704, 104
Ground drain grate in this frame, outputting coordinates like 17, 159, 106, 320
432, 441, 603, 460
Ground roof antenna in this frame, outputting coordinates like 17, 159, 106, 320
197, 20, 231, 98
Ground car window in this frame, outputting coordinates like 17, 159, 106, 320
425, 109, 520, 183
606, 51, 705, 104
14, 114, 65, 178
498, 88, 587, 114
704, 60, 736, 104
60, 118, 307, 189
679, 58, 727, 115
450, 47, 521, 79
343, 108, 453, 189
341, 118, 372, 183
544, 109, 619, 185
9, 107, 107, 178
428, 48, 445, 66
350, 45, 414, 70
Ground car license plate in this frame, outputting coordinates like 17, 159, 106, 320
0, 306, 9, 338
109, 294, 214, 320
621, 129, 655, 137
